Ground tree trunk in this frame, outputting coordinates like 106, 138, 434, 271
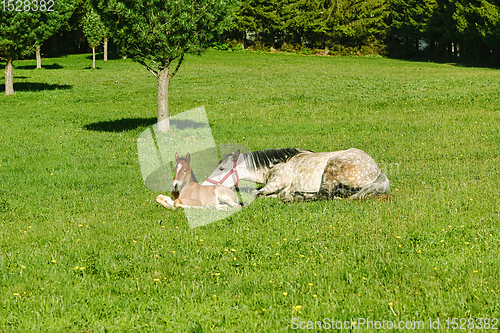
104, 38, 108, 61
156, 67, 171, 132
36, 45, 42, 69
92, 47, 96, 69
4, 58, 14, 95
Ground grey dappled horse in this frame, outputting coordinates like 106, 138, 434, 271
203, 148, 390, 202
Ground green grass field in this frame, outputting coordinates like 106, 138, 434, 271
1, 50, 499, 332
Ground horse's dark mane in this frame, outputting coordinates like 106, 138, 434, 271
243, 148, 312, 171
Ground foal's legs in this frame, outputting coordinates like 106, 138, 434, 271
173, 198, 203, 209
214, 187, 239, 210
156, 194, 175, 208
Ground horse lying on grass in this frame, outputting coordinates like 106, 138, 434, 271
203, 147, 390, 202
156, 153, 240, 210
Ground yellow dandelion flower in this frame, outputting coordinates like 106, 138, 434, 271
80, 267, 85, 270
396, 236, 401, 239
154, 278, 159, 282
283, 292, 288, 296
308, 283, 313, 286
275, 253, 279, 256
74, 266, 79, 270
21, 265, 26, 269
293, 305, 302, 311
389, 302, 393, 306
300, 255, 305, 257
231, 249, 236, 252
252, 263, 257, 266
51, 260, 56, 263
440, 240, 444, 243
313, 294, 317, 298
473, 270, 478, 273
214, 273, 221, 276
13, 293, 20, 297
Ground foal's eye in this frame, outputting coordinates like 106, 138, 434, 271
184, 170, 187, 173
219, 167, 224, 171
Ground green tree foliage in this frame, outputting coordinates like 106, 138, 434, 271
388, 0, 436, 56
388, 0, 500, 60
226, 0, 499, 61
91, 0, 240, 132
327, 0, 388, 48
83, 8, 106, 68
229, 0, 388, 53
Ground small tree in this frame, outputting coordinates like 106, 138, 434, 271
32, 1, 76, 68
92, 0, 240, 132
0, 11, 37, 95
83, 8, 106, 69
1, 3, 76, 95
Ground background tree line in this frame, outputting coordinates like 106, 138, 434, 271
4, 0, 500, 62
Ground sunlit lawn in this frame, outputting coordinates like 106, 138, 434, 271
0, 50, 499, 331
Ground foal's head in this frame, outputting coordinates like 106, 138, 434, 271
173, 153, 196, 192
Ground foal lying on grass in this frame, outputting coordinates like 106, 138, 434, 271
156, 153, 239, 210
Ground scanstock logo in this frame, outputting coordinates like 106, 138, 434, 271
137, 106, 256, 228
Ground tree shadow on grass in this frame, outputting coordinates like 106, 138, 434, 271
0, 82, 72, 92
15, 63, 64, 70
84, 117, 158, 132
0, 76, 28, 80
84, 118, 209, 132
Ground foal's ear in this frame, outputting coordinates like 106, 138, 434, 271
175, 152, 180, 161
232, 150, 240, 162
186, 153, 191, 163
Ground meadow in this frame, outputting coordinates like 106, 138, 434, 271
0, 50, 499, 332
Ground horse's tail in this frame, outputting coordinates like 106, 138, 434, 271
349, 172, 390, 200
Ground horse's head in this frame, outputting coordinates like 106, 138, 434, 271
173, 152, 192, 192
203, 150, 240, 187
